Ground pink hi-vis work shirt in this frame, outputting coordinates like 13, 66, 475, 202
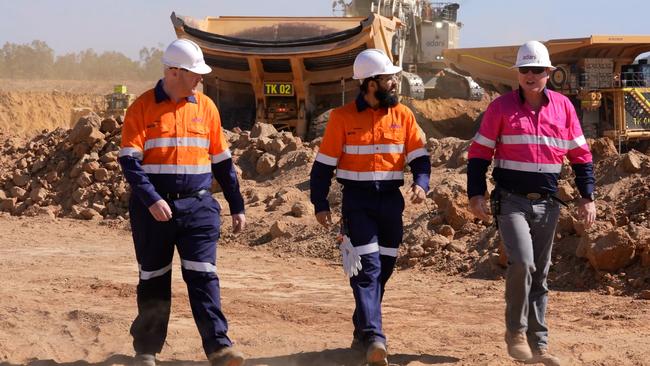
467, 88, 595, 198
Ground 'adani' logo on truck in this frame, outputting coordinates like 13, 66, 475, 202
425, 40, 447, 48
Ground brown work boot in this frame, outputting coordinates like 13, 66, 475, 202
525, 348, 561, 366
366, 341, 388, 366
208, 346, 245, 366
133, 353, 156, 366
504, 330, 533, 361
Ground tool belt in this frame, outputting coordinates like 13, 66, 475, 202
162, 189, 210, 201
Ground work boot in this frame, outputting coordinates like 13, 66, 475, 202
525, 348, 561, 366
133, 353, 156, 366
366, 341, 388, 366
208, 346, 245, 366
350, 337, 364, 352
504, 330, 533, 361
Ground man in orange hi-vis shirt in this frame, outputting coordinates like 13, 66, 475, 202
310, 49, 431, 366
119, 39, 245, 366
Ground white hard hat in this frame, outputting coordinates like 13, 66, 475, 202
162, 38, 212, 75
513, 40, 555, 69
353, 49, 402, 80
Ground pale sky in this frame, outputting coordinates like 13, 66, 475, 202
2, 0, 649, 60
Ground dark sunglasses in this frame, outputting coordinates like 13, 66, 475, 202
518, 66, 546, 75
168, 67, 189, 72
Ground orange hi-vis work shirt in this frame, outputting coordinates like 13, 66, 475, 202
310, 95, 431, 213
119, 80, 243, 213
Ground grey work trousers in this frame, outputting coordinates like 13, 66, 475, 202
497, 190, 560, 350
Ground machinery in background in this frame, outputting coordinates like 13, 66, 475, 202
443, 36, 650, 143
105, 85, 134, 118
335, 0, 483, 100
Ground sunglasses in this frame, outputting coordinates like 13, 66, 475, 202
518, 67, 546, 75
373, 73, 401, 83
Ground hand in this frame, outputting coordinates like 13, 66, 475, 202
232, 213, 246, 233
577, 198, 596, 229
315, 210, 332, 228
148, 199, 172, 221
469, 195, 491, 223
339, 235, 362, 278
409, 184, 426, 204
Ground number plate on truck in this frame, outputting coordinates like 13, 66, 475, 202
264, 82, 294, 96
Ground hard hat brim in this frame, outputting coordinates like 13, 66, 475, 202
186, 62, 212, 75
511, 62, 556, 70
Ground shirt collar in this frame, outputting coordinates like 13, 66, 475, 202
517, 87, 550, 106
154, 79, 198, 104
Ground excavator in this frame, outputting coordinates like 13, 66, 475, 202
443, 36, 650, 143
169, 1, 482, 138
335, 0, 483, 101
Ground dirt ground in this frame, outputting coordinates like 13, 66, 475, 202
1, 81, 650, 365
0, 214, 649, 366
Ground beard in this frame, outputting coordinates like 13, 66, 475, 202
374, 86, 399, 108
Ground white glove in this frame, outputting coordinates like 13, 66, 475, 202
339, 235, 362, 278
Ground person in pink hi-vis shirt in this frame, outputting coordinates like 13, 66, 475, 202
466, 41, 596, 366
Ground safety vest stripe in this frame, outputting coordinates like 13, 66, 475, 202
119, 147, 143, 160
494, 159, 562, 173
336, 169, 404, 181
379, 246, 398, 257
139, 262, 172, 280
473, 133, 496, 148
144, 137, 210, 151
211, 149, 232, 164
500, 134, 586, 150
407, 147, 428, 163
181, 259, 216, 273
142, 164, 212, 175
316, 153, 338, 166
343, 144, 404, 154
355, 242, 379, 255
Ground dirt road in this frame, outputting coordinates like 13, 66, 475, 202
0, 214, 649, 366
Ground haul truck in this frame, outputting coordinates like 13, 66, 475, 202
443, 35, 650, 143
170, 12, 403, 138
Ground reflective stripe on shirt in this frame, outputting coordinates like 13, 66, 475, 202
494, 159, 562, 173
500, 134, 587, 150
144, 137, 210, 150
119, 147, 143, 160
316, 153, 338, 166
336, 169, 404, 181
211, 149, 232, 164
343, 144, 404, 154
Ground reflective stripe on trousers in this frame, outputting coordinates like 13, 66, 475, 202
497, 191, 560, 350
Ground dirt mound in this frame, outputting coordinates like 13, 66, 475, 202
0, 91, 104, 136
0, 80, 154, 137
405, 94, 493, 140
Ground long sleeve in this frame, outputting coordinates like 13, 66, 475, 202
466, 102, 501, 198
118, 98, 162, 207
310, 110, 344, 213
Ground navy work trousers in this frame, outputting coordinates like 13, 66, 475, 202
128, 193, 231, 357
342, 187, 405, 346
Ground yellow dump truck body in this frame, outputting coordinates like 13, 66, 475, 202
171, 12, 401, 138
444, 35, 650, 141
